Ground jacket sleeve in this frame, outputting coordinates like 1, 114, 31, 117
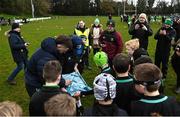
128, 23, 136, 35
9, 34, 26, 50
36, 56, 56, 81
146, 25, 153, 36
154, 28, 161, 40
116, 32, 123, 53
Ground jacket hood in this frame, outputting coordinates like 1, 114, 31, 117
41, 37, 58, 55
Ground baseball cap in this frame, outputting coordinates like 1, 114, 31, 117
93, 73, 116, 101
93, 51, 108, 67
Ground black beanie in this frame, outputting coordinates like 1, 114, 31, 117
12, 23, 20, 30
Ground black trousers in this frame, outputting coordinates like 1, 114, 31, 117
83, 47, 90, 67
155, 51, 170, 79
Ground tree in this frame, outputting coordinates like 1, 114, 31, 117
147, 0, 155, 13
137, 0, 146, 14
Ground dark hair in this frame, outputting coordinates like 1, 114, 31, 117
133, 48, 149, 61
43, 60, 62, 83
56, 35, 73, 50
113, 53, 131, 73
134, 56, 153, 66
134, 63, 162, 92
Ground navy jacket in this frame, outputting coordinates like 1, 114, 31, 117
25, 38, 64, 88
8, 31, 28, 63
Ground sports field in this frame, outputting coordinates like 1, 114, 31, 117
0, 16, 179, 115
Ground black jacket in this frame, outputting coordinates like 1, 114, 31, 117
114, 76, 141, 114
8, 31, 28, 63
129, 20, 153, 49
29, 85, 63, 116
173, 21, 180, 41
83, 102, 127, 116
25, 38, 65, 88
131, 95, 180, 116
154, 26, 176, 55
171, 51, 180, 73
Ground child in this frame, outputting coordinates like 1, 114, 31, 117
0, 101, 23, 116
90, 18, 103, 54
125, 38, 140, 74
29, 60, 64, 116
44, 94, 76, 116
125, 38, 139, 56
112, 53, 140, 114
93, 51, 115, 76
131, 63, 180, 116
83, 73, 127, 116
171, 41, 180, 93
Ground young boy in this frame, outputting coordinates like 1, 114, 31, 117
83, 73, 127, 116
44, 94, 76, 116
0, 101, 23, 116
112, 53, 140, 114
131, 63, 180, 116
29, 60, 64, 116
93, 51, 115, 76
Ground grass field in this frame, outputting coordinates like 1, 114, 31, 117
0, 16, 179, 115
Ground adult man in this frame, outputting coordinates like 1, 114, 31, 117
154, 19, 176, 79
99, 20, 123, 67
7, 23, 29, 85
129, 13, 153, 50
25, 35, 73, 97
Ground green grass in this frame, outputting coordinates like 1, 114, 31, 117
0, 16, 179, 115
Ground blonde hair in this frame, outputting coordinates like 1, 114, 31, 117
44, 94, 76, 116
0, 101, 23, 116
125, 39, 139, 54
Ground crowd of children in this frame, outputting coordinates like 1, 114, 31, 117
1, 13, 180, 116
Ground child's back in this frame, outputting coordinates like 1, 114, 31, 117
131, 95, 180, 116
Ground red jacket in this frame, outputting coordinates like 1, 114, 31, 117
100, 30, 123, 60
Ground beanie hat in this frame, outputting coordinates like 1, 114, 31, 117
139, 13, 147, 21
11, 23, 20, 30
164, 19, 173, 25
134, 56, 153, 66
93, 73, 116, 101
106, 20, 115, 27
94, 18, 100, 25
93, 51, 108, 67
133, 48, 149, 61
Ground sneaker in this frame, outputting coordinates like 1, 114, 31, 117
175, 87, 180, 94
7, 80, 16, 85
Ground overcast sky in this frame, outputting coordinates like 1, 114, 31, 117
114, 0, 172, 6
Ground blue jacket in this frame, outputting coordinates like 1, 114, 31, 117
8, 31, 28, 63
25, 37, 62, 88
